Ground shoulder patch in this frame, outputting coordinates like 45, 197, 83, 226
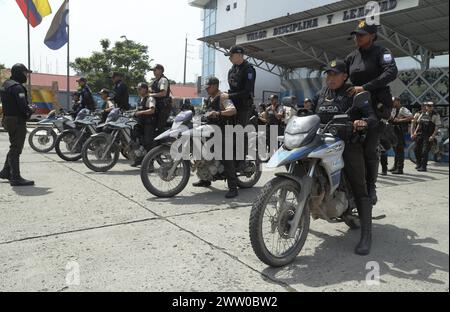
383, 53, 393, 63
19, 93, 26, 99
248, 72, 254, 80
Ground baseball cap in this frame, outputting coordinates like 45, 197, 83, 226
351, 20, 379, 36
268, 94, 279, 100
76, 77, 87, 83
324, 59, 347, 74
204, 77, 220, 88
224, 46, 245, 56
150, 64, 165, 72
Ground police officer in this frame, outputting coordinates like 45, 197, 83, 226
133, 82, 156, 167
412, 102, 441, 172
149, 64, 172, 134
389, 97, 413, 174
71, 91, 81, 119
192, 77, 239, 199
221, 46, 256, 128
346, 20, 399, 205
99, 88, 115, 122
262, 95, 284, 155
77, 77, 96, 112
313, 59, 378, 255
0, 64, 35, 186
111, 72, 130, 111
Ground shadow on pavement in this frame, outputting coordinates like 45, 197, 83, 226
11, 186, 52, 197
261, 224, 449, 289
148, 186, 263, 207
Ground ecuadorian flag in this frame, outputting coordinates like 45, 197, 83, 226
16, 0, 52, 28
32, 88, 57, 115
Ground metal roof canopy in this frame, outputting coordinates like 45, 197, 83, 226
199, 0, 449, 76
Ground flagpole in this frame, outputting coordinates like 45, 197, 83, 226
27, 3, 32, 99
66, 0, 70, 109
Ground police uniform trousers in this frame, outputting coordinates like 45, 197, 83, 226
2, 116, 28, 177
414, 133, 433, 169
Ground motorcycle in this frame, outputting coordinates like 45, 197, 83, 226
54, 109, 102, 162
248, 93, 370, 267
140, 110, 262, 198
28, 110, 76, 153
81, 109, 147, 172
408, 126, 449, 163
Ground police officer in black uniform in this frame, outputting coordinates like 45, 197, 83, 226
0, 64, 35, 186
346, 20, 399, 205
193, 77, 239, 198
111, 72, 130, 111
77, 77, 96, 112
221, 46, 256, 128
412, 102, 442, 172
133, 82, 156, 167
149, 64, 172, 134
312, 60, 378, 255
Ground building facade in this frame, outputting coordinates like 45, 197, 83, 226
190, 0, 449, 117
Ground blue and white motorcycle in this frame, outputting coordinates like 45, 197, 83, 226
248, 93, 369, 267
28, 110, 76, 153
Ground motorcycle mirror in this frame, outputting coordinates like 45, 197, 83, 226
353, 91, 371, 109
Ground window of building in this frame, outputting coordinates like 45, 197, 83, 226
202, 0, 217, 81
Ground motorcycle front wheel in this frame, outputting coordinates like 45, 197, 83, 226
28, 127, 57, 153
249, 177, 310, 267
55, 130, 84, 162
81, 135, 120, 172
140, 145, 191, 198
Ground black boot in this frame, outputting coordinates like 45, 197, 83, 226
380, 155, 388, 176
366, 161, 379, 206
225, 189, 238, 199
192, 180, 212, 187
391, 167, 404, 175
355, 197, 373, 256
9, 155, 34, 187
0, 156, 11, 181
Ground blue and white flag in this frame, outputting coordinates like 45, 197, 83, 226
44, 0, 69, 50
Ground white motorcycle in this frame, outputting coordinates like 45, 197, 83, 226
248, 93, 370, 267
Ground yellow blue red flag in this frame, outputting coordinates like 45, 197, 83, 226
16, 0, 52, 28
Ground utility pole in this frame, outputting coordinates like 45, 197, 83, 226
183, 35, 188, 85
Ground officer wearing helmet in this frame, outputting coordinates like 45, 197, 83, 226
0, 63, 35, 186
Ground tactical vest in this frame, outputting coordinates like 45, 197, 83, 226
0, 80, 28, 119
205, 95, 235, 127
266, 105, 282, 126
315, 92, 351, 124
137, 96, 155, 125
151, 76, 172, 130
418, 112, 436, 136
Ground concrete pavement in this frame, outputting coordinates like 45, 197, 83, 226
0, 133, 448, 292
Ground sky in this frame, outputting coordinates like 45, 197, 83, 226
0, 0, 203, 83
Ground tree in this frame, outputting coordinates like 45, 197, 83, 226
70, 38, 153, 94
0, 63, 5, 70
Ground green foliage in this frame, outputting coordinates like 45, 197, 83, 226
70, 38, 153, 94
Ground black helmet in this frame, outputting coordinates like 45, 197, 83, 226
11, 63, 32, 84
